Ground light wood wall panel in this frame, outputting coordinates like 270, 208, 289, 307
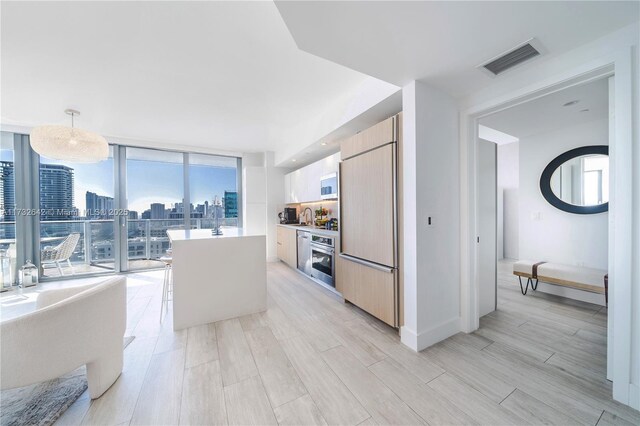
340, 143, 395, 267
277, 226, 297, 268
340, 116, 395, 160
336, 256, 396, 326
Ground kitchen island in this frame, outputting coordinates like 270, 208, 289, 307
166, 228, 266, 331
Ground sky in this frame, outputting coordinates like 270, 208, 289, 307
127, 160, 236, 214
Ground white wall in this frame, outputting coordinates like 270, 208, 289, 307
265, 152, 285, 262
518, 118, 608, 265
242, 152, 286, 262
497, 142, 520, 259
629, 42, 639, 406
478, 140, 496, 317
242, 153, 267, 236
402, 80, 460, 351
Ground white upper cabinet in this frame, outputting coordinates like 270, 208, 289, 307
291, 168, 304, 203
285, 152, 339, 204
305, 161, 322, 202
284, 173, 293, 204
320, 152, 341, 176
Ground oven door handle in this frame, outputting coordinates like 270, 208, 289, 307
311, 244, 334, 255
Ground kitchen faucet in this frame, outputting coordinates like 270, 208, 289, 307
303, 207, 313, 225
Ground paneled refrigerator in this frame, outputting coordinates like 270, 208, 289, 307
337, 115, 400, 327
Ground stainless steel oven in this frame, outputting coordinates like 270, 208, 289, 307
310, 234, 335, 287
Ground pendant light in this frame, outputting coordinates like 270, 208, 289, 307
30, 109, 108, 163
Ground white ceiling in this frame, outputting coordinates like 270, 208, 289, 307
479, 77, 609, 140
278, 89, 402, 168
0, 1, 398, 156
276, 1, 639, 98
478, 125, 519, 146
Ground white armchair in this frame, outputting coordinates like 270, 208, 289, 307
0, 277, 126, 399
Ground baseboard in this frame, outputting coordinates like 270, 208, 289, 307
401, 317, 460, 352
400, 326, 419, 351
266, 256, 279, 263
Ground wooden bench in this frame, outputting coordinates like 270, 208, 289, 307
513, 260, 608, 305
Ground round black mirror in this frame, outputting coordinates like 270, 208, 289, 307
540, 145, 609, 214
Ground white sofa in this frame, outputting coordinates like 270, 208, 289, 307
0, 277, 127, 399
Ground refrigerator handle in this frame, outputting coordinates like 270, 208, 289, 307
338, 253, 394, 273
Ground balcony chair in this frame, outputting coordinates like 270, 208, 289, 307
41, 232, 80, 276
0, 277, 127, 399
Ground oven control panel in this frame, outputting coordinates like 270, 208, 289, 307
310, 234, 334, 247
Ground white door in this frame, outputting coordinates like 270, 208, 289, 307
478, 139, 497, 317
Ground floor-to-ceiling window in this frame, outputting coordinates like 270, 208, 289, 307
38, 147, 116, 278
3, 133, 242, 281
188, 153, 240, 230
125, 147, 185, 271
0, 133, 17, 287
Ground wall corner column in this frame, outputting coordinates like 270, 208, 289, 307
401, 80, 462, 351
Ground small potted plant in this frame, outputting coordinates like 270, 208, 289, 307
315, 207, 329, 227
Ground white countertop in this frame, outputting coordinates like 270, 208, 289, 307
167, 227, 262, 241
277, 223, 339, 237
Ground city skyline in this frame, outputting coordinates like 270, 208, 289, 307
0, 157, 238, 215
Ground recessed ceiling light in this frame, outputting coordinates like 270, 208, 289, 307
291, 159, 296, 162
580, 109, 590, 113
321, 142, 327, 146
563, 100, 580, 107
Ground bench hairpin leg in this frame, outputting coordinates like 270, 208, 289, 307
518, 276, 530, 295
531, 278, 538, 291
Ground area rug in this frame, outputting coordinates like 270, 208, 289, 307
0, 336, 135, 426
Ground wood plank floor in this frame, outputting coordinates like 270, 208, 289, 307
53, 260, 639, 425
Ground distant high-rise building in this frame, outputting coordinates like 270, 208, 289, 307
86, 191, 114, 218
170, 201, 184, 219
224, 191, 238, 218
150, 203, 165, 219
0, 161, 15, 222
128, 211, 139, 220
174, 201, 185, 214
195, 202, 213, 219
1, 161, 76, 232
40, 164, 75, 220
141, 209, 151, 219
169, 200, 197, 219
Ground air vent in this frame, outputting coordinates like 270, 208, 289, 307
479, 39, 542, 76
